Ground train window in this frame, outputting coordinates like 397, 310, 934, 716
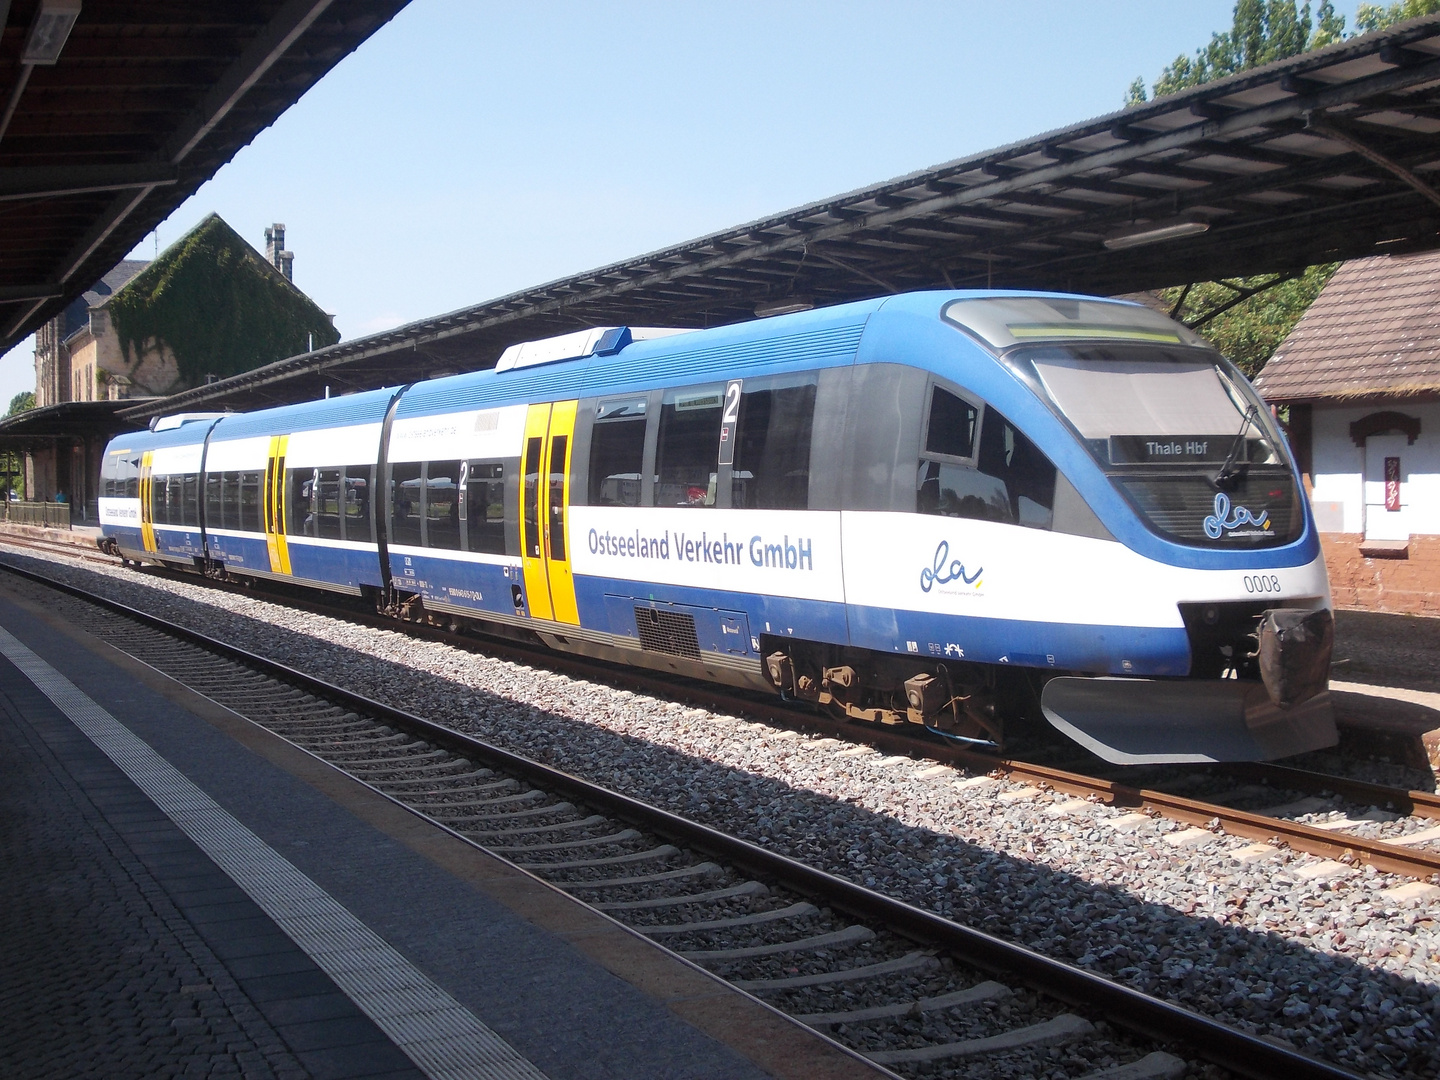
390, 462, 423, 547
523, 438, 543, 558
464, 461, 505, 555
149, 476, 166, 525
164, 475, 182, 525
205, 473, 223, 529
918, 406, 1055, 529
342, 466, 371, 543
182, 474, 200, 527
925, 387, 978, 460
315, 469, 343, 541
125, 470, 139, 499
239, 470, 263, 533
284, 469, 315, 536
424, 460, 461, 550
548, 437, 567, 560
731, 375, 816, 510
654, 384, 723, 507
588, 397, 646, 507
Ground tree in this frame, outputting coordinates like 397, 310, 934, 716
0, 390, 31, 499
1125, 1, 1345, 105
1157, 265, 1337, 378
1355, 1, 1440, 34
6, 391, 33, 416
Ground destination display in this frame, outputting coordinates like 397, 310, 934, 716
1108, 434, 1243, 465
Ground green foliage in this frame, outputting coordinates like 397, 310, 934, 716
1126, 1, 1345, 104
6, 391, 34, 416
1158, 263, 1337, 377
108, 214, 339, 391
1355, 0, 1440, 32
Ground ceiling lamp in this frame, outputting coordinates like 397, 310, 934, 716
22, 0, 82, 64
1103, 216, 1210, 251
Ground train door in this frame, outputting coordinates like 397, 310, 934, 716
520, 400, 579, 624
138, 451, 157, 553
263, 435, 293, 574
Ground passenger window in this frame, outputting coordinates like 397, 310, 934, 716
205, 473, 223, 529
918, 404, 1056, 529
286, 469, 315, 536
654, 384, 723, 506
465, 461, 505, 555
390, 462, 422, 547
183, 474, 200, 528
165, 475, 182, 526
588, 397, 646, 506
239, 470, 262, 533
424, 460, 461, 550
149, 476, 166, 525
315, 468, 343, 541
731, 375, 816, 510
343, 466, 371, 542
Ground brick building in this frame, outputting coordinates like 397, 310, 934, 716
1255, 250, 1440, 614
7, 217, 332, 514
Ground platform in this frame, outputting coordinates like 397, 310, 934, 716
0, 582, 882, 1080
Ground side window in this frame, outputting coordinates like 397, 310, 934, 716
731, 375, 816, 510
424, 460, 461, 550
465, 461, 505, 554
149, 475, 165, 525
588, 397, 646, 507
654, 384, 723, 507
925, 386, 978, 459
124, 459, 140, 499
166, 475, 182, 526
205, 472, 223, 529
343, 465, 371, 543
390, 462, 422, 547
239, 471, 262, 532
977, 407, 1056, 529
220, 471, 240, 531
182, 474, 200, 528
285, 469, 314, 536
917, 394, 1056, 530
315, 468, 343, 541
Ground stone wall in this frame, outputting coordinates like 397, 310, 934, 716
1322, 533, 1440, 614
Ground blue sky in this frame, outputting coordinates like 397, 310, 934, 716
0, 0, 1370, 405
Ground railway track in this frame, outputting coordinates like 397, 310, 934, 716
10, 535, 1440, 885
0, 556, 1387, 1079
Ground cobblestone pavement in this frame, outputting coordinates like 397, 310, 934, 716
0, 668, 318, 1080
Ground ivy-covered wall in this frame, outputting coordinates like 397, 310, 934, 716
108, 213, 338, 390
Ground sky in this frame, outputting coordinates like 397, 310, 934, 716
0, 0, 1375, 406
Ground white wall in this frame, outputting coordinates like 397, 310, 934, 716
1309, 400, 1440, 537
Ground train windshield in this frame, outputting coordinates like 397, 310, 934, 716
1016, 343, 1302, 548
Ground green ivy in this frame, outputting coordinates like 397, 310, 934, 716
108, 213, 339, 390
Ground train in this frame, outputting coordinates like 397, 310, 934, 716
97, 290, 1338, 765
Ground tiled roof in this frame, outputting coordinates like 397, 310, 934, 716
1254, 252, 1440, 403
60, 260, 149, 340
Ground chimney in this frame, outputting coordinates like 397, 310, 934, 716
264, 223, 293, 281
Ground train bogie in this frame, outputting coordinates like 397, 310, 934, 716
99, 290, 1338, 764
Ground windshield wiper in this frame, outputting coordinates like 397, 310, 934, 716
1215, 403, 1259, 486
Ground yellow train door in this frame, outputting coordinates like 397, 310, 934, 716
263, 435, 292, 575
139, 451, 157, 553
519, 400, 579, 625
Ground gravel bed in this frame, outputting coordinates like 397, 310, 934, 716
8, 549, 1439, 1078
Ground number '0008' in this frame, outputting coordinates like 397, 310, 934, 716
1243, 574, 1281, 594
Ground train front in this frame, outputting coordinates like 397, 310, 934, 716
946, 296, 1337, 764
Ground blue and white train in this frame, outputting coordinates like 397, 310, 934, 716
98, 291, 1338, 764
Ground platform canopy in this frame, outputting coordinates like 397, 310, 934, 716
118, 13, 1440, 420
0, 0, 410, 354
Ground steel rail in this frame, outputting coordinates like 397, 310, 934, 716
15, 540, 1440, 880
0, 558, 1368, 1080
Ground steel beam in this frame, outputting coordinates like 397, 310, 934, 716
0, 164, 178, 202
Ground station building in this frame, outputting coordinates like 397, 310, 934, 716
2, 217, 334, 516
1256, 250, 1440, 614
